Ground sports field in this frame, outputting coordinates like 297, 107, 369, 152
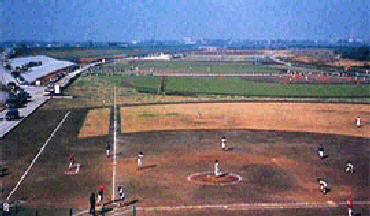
1, 71, 369, 215
1, 101, 369, 215
104, 60, 283, 74
125, 76, 370, 97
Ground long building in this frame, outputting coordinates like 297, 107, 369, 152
8, 55, 76, 84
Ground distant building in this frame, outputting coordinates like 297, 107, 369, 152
143, 52, 172, 60
198, 47, 227, 52
184, 37, 195, 45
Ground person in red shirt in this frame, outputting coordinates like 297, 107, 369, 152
347, 198, 354, 216
98, 185, 105, 205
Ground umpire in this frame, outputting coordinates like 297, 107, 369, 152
90, 192, 96, 215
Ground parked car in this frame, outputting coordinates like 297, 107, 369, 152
16, 90, 29, 103
43, 87, 54, 95
5, 95, 21, 108
5, 109, 20, 121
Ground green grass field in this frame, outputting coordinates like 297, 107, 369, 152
124, 76, 370, 97
102, 61, 283, 74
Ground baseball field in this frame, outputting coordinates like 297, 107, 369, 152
1, 73, 369, 215
126, 76, 370, 97
109, 60, 282, 74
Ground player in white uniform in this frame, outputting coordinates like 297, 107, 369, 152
355, 116, 361, 128
317, 144, 324, 159
221, 136, 227, 151
346, 161, 354, 174
69, 154, 74, 170
138, 152, 143, 170
118, 186, 125, 202
317, 178, 328, 194
106, 143, 111, 158
214, 160, 221, 177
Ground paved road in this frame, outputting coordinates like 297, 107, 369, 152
0, 86, 48, 138
0, 62, 100, 138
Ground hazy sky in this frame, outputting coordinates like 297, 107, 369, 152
2, 0, 369, 42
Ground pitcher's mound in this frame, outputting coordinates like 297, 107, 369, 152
188, 172, 242, 186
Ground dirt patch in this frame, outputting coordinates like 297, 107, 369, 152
121, 103, 370, 137
78, 108, 110, 138
188, 172, 241, 185
326, 59, 368, 67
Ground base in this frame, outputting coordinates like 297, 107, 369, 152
65, 163, 80, 175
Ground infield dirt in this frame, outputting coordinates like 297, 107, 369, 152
121, 103, 370, 137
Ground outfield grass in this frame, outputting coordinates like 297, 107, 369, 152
43, 73, 370, 110
102, 61, 283, 74
126, 76, 370, 97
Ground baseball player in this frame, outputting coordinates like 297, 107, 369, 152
346, 161, 354, 174
221, 136, 227, 151
69, 154, 74, 170
317, 178, 328, 195
347, 198, 354, 216
118, 186, 125, 201
89, 192, 96, 215
106, 143, 111, 158
317, 144, 324, 159
138, 152, 143, 170
98, 185, 105, 204
214, 160, 221, 177
355, 116, 361, 128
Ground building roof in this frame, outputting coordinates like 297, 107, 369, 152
9, 55, 75, 82
0, 67, 16, 85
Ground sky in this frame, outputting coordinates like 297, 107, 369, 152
1, 0, 369, 42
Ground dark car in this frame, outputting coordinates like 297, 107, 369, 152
5, 95, 22, 108
5, 102, 19, 109
5, 109, 20, 121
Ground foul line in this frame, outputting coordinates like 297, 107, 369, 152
112, 87, 117, 202
6, 111, 71, 201
73, 200, 370, 216
109, 201, 370, 215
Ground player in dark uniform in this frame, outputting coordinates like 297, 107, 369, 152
89, 192, 96, 215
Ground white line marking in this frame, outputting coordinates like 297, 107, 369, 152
103, 201, 370, 216
73, 209, 89, 216
113, 87, 117, 202
132, 201, 370, 211
6, 111, 70, 201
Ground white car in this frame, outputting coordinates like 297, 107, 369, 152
43, 87, 54, 95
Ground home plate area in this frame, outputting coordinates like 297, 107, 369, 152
65, 163, 80, 175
